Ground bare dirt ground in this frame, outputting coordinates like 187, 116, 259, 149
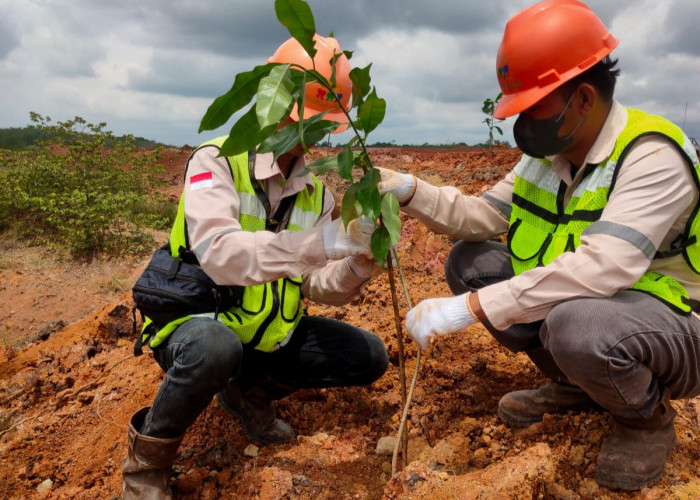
0, 146, 698, 500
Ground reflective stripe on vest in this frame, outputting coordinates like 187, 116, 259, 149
509, 108, 700, 314
145, 136, 325, 351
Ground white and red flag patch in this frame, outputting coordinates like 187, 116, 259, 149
190, 171, 213, 191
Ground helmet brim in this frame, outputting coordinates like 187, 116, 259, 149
494, 84, 561, 119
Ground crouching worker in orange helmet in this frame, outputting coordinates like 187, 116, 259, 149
376, 0, 700, 492
120, 34, 389, 500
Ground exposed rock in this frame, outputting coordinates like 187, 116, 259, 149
384, 442, 554, 499
376, 435, 397, 456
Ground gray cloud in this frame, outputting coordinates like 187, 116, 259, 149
125, 50, 245, 99
0, 16, 19, 60
659, 0, 700, 56
307, 1, 508, 39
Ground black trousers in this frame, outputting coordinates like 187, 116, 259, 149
141, 315, 389, 438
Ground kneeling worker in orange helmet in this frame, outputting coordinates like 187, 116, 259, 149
377, 0, 700, 491
121, 34, 389, 500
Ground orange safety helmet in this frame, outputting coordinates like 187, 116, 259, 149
493, 0, 619, 119
267, 34, 352, 133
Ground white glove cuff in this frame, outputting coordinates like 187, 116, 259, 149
395, 173, 417, 204
444, 293, 475, 330
347, 256, 377, 279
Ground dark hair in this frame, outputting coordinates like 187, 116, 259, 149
561, 56, 620, 102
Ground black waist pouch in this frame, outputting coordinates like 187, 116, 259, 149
131, 244, 243, 354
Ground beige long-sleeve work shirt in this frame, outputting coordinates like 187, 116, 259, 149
403, 101, 700, 330
182, 145, 371, 306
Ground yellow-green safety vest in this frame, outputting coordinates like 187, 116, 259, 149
509, 108, 700, 314
143, 136, 325, 351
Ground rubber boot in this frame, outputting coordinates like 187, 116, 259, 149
216, 377, 296, 445
121, 407, 183, 500
595, 392, 677, 491
498, 381, 602, 427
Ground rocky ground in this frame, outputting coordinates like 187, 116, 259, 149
0, 146, 698, 499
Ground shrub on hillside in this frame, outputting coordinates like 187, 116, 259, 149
0, 114, 174, 258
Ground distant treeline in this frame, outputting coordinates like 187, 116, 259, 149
0, 124, 511, 150
0, 125, 169, 149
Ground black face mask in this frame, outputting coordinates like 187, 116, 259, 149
513, 92, 583, 158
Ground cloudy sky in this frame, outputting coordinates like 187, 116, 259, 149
1, 0, 699, 148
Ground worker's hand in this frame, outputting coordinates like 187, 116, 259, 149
347, 254, 382, 279
323, 217, 375, 261
405, 294, 475, 350
376, 167, 416, 204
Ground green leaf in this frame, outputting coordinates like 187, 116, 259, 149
340, 183, 361, 226
353, 150, 372, 171
306, 69, 332, 95
258, 114, 338, 162
329, 52, 342, 87
356, 168, 381, 220
256, 64, 295, 129
349, 64, 372, 107
357, 88, 386, 135
199, 64, 275, 133
296, 70, 306, 143
381, 192, 401, 245
275, 0, 316, 59
219, 106, 276, 157
370, 225, 391, 265
257, 122, 299, 160
305, 154, 338, 175
337, 143, 354, 181
303, 117, 341, 144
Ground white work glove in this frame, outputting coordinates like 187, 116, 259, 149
405, 293, 475, 350
347, 254, 382, 279
322, 217, 375, 261
376, 167, 416, 204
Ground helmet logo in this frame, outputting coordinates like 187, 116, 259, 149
497, 52, 521, 91
497, 53, 509, 80
315, 88, 343, 102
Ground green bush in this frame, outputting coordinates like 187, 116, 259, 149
0, 114, 174, 258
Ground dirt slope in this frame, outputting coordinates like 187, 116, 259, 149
0, 146, 698, 500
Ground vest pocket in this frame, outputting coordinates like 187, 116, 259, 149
541, 232, 577, 266
280, 277, 302, 322
508, 218, 553, 265
240, 283, 268, 315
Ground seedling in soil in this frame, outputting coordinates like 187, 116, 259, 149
482, 92, 504, 167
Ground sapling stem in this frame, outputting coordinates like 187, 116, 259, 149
386, 253, 408, 467
389, 245, 421, 476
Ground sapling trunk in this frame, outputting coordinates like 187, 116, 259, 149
386, 254, 408, 467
